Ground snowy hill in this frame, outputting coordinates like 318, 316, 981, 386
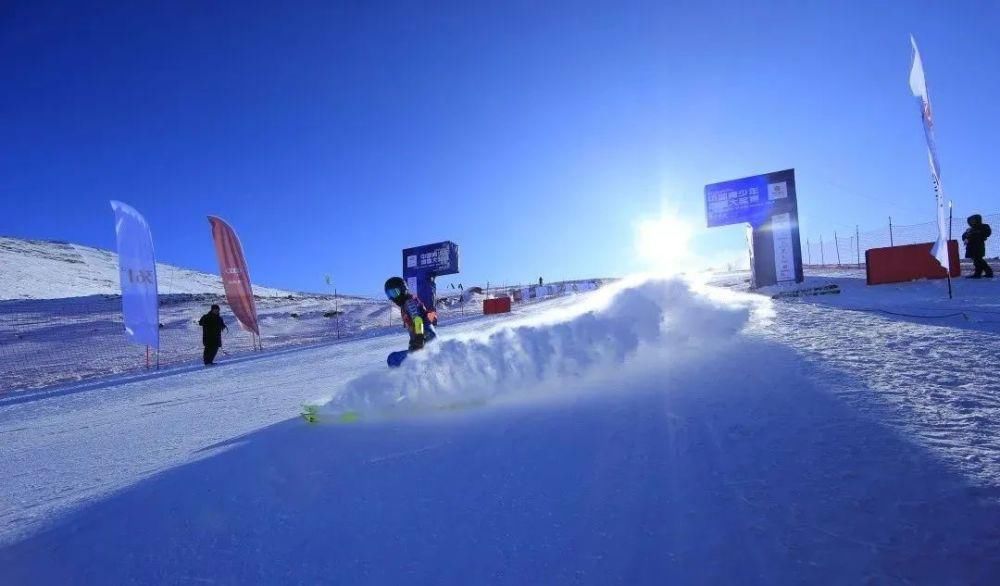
0, 236, 295, 300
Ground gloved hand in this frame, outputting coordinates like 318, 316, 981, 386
409, 333, 426, 351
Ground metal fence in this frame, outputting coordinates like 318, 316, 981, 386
803, 212, 1000, 267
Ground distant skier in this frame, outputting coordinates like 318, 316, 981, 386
384, 277, 437, 352
962, 214, 993, 279
198, 304, 228, 365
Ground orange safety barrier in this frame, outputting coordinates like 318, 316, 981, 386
483, 297, 512, 315
865, 240, 960, 285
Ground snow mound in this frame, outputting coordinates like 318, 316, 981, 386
323, 277, 756, 416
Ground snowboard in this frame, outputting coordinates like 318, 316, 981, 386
301, 399, 487, 425
301, 404, 360, 424
387, 350, 410, 368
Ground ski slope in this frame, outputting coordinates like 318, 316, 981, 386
1, 274, 999, 584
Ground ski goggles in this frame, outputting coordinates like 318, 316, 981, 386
385, 287, 404, 300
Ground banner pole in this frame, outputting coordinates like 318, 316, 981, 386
947, 202, 954, 299
855, 225, 861, 268
146, 345, 150, 369
948, 202, 954, 240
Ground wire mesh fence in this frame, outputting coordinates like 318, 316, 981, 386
803, 213, 1000, 267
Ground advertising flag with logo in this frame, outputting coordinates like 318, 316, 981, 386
909, 35, 950, 272
208, 216, 260, 338
109, 201, 160, 349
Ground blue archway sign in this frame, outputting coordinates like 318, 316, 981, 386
705, 169, 803, 287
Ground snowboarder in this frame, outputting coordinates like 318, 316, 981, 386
198, 304, 228, 365
962, 214, 993, 279
384, 277, 437, 352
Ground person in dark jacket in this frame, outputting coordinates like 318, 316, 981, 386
198, 304, 228, 365
962, 214, 993, 279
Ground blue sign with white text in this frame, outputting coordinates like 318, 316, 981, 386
402, 241, 460, 311
402, 241, 460, 278
705, 172, 795, 228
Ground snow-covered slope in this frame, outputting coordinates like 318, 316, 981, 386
0, 236, 294, 299
1, 274, 999, 584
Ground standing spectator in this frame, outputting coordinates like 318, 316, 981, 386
962, 214, 993, 279
538, 276, 543, 286
198, 304, 227, 365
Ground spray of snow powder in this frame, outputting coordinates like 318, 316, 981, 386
321, 276, 761, 417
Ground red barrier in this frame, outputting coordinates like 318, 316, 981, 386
865, 240, 961, 285
483, 297, 512, 315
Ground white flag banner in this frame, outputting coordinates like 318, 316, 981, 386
909, 35, 950, 271
110, 201, 160, 349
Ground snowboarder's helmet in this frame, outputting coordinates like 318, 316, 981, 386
384, 277, 406, 302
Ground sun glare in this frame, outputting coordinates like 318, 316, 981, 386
633, 209, 696, 274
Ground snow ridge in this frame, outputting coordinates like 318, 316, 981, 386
325, 277, 754, 415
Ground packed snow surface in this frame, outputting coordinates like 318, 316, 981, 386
1, 272, 999, 584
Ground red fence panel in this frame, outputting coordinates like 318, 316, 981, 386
483, 297, 512, 315
865, 240, 961, 285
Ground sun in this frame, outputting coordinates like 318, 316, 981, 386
633, 209, 696, 274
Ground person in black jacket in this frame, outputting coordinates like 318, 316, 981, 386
198, 304, 228, 365
962, 214, 993, 279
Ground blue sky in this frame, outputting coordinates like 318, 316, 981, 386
2, 1, 999, 294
